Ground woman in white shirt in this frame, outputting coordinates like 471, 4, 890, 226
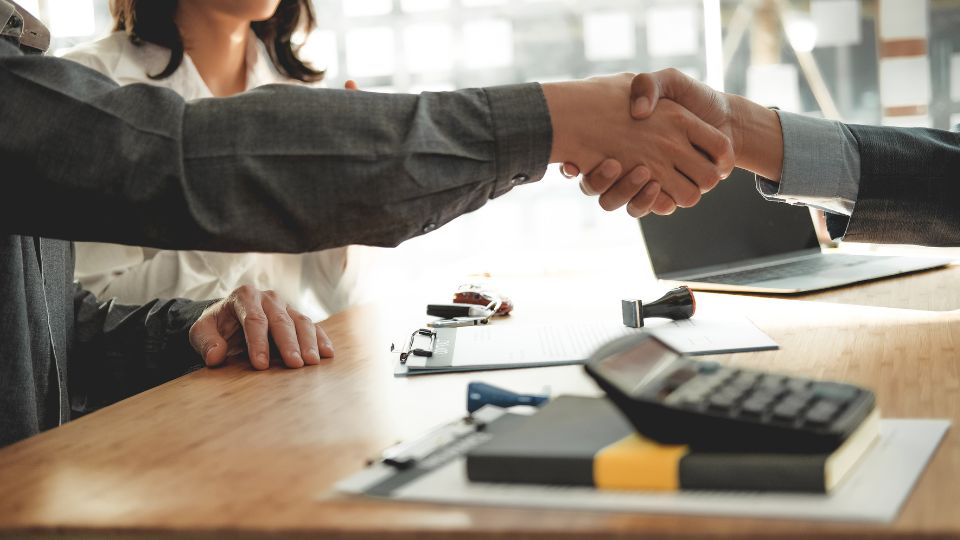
63, 0, 368, 320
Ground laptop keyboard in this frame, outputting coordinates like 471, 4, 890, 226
693, 255, 889, 285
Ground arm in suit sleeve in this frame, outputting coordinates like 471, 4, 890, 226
753, 110, 960, 247
825, 125, 960, 246
0, 40, 552, 253
69, 284, 215, 414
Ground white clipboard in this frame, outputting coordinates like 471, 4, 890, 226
394, 315, 778, 377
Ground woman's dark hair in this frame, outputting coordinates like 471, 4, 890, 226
110, 0, 324, 83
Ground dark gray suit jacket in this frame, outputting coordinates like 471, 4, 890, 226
827, 125, 960, 246
0, 25, 551, 446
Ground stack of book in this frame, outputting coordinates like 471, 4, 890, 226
466, 396, 879, 493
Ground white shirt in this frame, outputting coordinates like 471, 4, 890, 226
63, 31, 370, 320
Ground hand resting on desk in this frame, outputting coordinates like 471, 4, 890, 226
188, 285, 334, 371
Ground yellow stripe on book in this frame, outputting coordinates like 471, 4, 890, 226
594, 434, 688, 490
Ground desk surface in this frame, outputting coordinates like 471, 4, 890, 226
795, 263, 960, 311
1, 269, 959, 540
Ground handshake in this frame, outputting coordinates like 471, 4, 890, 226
542, 69, 784, 218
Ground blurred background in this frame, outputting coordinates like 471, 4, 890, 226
23, 0, 960, 300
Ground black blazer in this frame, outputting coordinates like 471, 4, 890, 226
827, 125, 960, 246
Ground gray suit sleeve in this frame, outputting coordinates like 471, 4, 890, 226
0, 40, 552, 253
826, 124, 960, 246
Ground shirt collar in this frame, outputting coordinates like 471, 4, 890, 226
185, 30, 279, 96
110, 29, 280, 98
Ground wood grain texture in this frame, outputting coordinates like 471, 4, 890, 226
0, 274, 959, 539
792, 265, 960, 312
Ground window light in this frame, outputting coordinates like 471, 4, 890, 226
462, 19, 513, 69
345, 27, 396, 77
49, 0, 95, 38
583, 12, 636, 61
404, 23, 454, 73
342, 0, 392, 18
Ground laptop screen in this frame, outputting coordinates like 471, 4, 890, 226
639, 168, 819, 277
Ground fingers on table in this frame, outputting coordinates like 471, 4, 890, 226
232, 285, 272, 370
289, 306, 322, 365
229, 286, 329, 370
260, 290, 304, 369
315, 324, 335, 359
188, 306, 229, 367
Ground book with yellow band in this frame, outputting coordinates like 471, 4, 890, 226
466, 396, 879, 493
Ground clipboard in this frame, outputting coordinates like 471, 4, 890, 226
393, 316, 779, 377
394, 326, 587, 377
336, 410, 950, 524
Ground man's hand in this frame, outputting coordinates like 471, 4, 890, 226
188, 285, 334, 370
580, 69, 740, 217
630, 68, 784, 182
631, 68, 740, 155
574, 69, 787, 217
542, 74, 735, 209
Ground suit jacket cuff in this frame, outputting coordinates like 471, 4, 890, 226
483, 83, 553, 198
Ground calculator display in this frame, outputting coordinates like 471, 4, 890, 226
595, 337, 679, 396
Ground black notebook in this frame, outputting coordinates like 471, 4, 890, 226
466, 396, 879, 493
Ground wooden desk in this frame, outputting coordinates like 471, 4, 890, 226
1, 276, 959, 539
794, 264, 960, 312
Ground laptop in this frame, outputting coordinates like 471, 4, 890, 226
639, 169, 952, 294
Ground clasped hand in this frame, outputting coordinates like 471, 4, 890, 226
545, 70, 737, 217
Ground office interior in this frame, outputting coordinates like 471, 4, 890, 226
34, 0, 960, 305
3, 0, 960, 538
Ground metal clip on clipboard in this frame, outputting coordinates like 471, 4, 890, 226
378, 405, 515, 470
396, 328, 437, 364
380, 414, 490, 470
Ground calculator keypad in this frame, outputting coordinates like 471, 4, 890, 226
664, 365, 860, 429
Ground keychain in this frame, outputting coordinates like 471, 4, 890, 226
426, 283, 512, 328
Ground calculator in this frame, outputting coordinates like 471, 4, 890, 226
584, 333, 876, 453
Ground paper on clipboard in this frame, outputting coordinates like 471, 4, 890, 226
395, 314, 777, 377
